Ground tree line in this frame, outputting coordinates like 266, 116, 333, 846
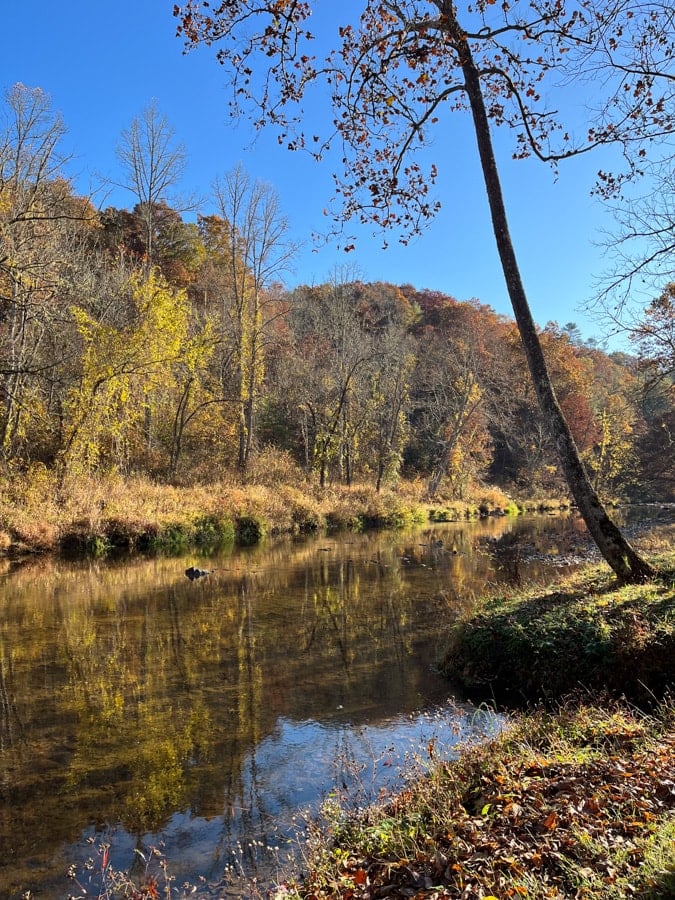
1, 83, 672, 504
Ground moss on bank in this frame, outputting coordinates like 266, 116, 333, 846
441, 549, 675, 707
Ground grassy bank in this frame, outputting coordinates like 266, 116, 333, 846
85, 698, 675, 900
280, 698, 674, 899
441, 535, 675, 708
0, 465, 554, 557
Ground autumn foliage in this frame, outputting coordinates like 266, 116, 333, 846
1, 84, 672, 504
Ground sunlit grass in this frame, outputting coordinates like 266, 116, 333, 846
0, 464, 526, 556
441, 541, 675, 705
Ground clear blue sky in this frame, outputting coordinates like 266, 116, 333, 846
2, 1, 628, 343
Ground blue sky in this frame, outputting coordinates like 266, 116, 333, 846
2, 1, 630, 343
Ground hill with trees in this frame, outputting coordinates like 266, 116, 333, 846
1, 84, 673, 505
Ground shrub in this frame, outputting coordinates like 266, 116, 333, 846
235, 514, 266, 545
193, 514, 235, 547
246, 446, 306, 488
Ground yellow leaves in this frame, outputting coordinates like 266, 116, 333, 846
130, 268, 191, 364
63, 267, 211, 475
0, 190, 13, 216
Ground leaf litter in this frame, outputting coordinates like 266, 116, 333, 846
291, 700, 675, 899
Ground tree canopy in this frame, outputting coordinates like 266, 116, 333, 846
0, 82, 672, 529
174, 2, 675, 580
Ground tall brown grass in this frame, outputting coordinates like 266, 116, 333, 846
0, 454, 521, 555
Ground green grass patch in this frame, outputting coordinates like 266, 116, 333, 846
235, 514, 267, 545
378, 504, 427, 529
147, 522, 192, 551
193, 514, 235, 548
428, 505, 466, 522
441, 556, 675, 705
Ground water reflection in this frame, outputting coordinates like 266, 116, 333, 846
0, 513, 595, 897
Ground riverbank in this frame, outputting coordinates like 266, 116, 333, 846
441, 533, 675, 707
269, 542, 674, 900
0, 467, 561, 557
6, 469, 673, 897
279, 698, 674, 899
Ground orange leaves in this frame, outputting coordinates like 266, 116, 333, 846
353, 868, 368, 885
502, 800, 523, 819
130, 875, 159, 900
266, 705, 675, 900
542, 810, 559, 831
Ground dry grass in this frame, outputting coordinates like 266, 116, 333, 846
0, 461, 555, 556
0, 466, 428, 553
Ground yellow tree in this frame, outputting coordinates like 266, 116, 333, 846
586, 398, 639, 499
61, 269, 199, 476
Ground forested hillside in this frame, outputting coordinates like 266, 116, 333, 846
2, 85, 673, 502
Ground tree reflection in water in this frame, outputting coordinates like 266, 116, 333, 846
0, 514, 591, 897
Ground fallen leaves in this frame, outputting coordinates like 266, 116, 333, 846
299, 702, 675, 899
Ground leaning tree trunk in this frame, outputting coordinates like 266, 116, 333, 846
452, 22, 654, 583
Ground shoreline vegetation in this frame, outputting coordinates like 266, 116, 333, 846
278, 529, 673, 900
277, 695, 675, 900
0, 468, 562, 560
5, 471, 673, 898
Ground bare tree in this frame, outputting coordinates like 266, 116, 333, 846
631, 283, 675, 383
0, 83, 90, 457
593, 142, 675, 368
115, 100, 188, 269
287, 275, 379, 487
211, 163, 298, 470
416, 329, 486, 499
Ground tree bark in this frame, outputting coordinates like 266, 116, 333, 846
450, 16, 654, 583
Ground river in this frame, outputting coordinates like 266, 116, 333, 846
0, 510, 653, 898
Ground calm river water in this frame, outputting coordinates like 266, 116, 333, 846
0, 512, 637, 897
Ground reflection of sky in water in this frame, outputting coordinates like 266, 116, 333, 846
71, 702, 501, 895
253, 703, 500, 812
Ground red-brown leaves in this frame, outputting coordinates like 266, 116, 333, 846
305, 704, 675, 899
